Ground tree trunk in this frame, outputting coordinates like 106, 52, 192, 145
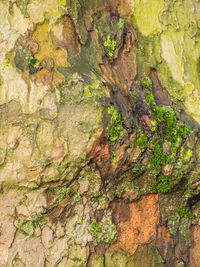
0, 0, 200, 266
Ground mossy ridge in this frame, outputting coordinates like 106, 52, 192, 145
145, 91, 188, 148
145, 92, 191, 192
126, 80, 193, 195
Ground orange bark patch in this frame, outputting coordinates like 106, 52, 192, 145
110, 194, 160, 254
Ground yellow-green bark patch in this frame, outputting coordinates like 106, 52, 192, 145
133, 0, 164, 36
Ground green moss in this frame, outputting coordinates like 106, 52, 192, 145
145, 92, 189, 151
145, 92, 155, 105
136, 128, 148, 147
118, 18, 125, 29
176, 172, 183, 181
105, 231, 116, 244
156, 174, 171, 193
130, 92, 136, 101
18, 212, 47, 234
110, 152, 116, 163
140, 77, 152, 89
178, 206, 194, 219
99, 197, 106, 205
107, 106, 124, 141
104, 36, 116, 57
150, 141, 168, 171
29, 56, 42, 74
89, 192, 102, 202
177, 261, 185, 267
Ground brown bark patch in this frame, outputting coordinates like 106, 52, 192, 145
156, 225, 175, 266
150, 68, 172, 107
89, 137, 111, 177
110, 199, 130, 224
189, 225, 200, 267
51, 15, 80, 56
106, 0, 134, 22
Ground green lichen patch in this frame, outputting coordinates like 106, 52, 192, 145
18, 216, 34, 235
14, 46, 31, 71
18, 212, 46, 235
16, 0, 30, 17
88, 218, 117, 246
9, 0, 30, 18
50, 186, 74, 207
133, 0, 164, 36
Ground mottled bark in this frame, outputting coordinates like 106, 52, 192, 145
0, 0, 200, 266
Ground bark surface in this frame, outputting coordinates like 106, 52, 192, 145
0, 0, 200, 266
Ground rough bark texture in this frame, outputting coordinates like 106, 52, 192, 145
0, 0, 200, 266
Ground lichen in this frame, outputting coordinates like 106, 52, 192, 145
52, 186, 74, 207
88, 218, 117, 246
